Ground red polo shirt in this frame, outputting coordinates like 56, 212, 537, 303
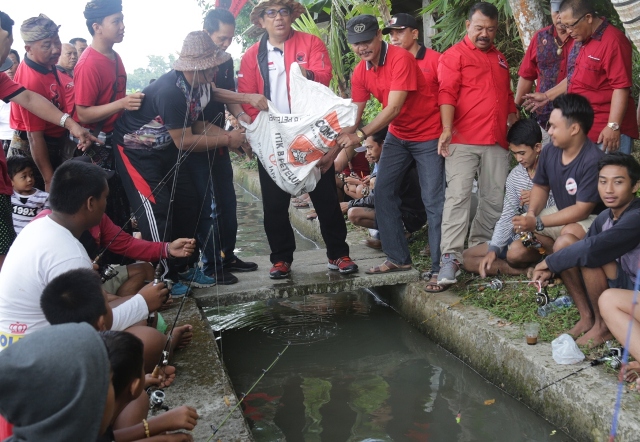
351, 42, 441, 142
568, 19, 638, 141
438, 36, 517, 149
415, 44, 441, 99
518, 25, 573, 90
56, 67, 75, 115
0, 75, 25, 196
74, 47, 127, 133
10, 57, 66, 138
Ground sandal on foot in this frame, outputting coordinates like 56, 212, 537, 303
365, 260, 412, 274
424, 273, 446, 293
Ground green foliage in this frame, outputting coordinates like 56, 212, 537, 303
198, 0, 260, 51
230, 152, 258, 170
126, 54, 176, 91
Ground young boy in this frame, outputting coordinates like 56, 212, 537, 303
462, 119, 555, 278
534, 153, 640, 346
7, 156, 48, 234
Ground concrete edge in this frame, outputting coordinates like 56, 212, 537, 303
373, 284, 640, 442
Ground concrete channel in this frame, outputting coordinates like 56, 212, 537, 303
162, 166, 640, 441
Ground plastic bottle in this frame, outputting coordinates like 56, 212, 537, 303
537, 295, 574, 317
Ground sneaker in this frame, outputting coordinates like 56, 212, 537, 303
437, 254, 461, 285
328, 256, 359, 274
214, 270, 239, 285
223, 258, 258, 273
170, 281, 190, 298
269, 261, 291, 279
178, 267, 216, 288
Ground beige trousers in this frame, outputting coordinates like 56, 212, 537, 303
440, 143, 509, 263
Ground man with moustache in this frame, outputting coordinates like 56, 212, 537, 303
9, 14, 68, 191
335, 15, 443, 277
435, 2, 518, 288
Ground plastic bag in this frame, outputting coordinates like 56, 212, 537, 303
551, 333, 585, 364
243, 63, 357, 196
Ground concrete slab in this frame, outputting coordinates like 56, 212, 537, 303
377, 284, 640, 442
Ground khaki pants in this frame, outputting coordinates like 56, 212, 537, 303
537, 205, 597, 240
440, 143, 509, 263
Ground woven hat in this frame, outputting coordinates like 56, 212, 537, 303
173, 31, 231, 72
250, 0, 306, 26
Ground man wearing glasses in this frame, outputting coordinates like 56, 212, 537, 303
524, 0, 638, 154
238, 0, 357, 279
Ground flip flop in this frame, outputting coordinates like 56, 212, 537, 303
365, 260, 412, 274
423, 273, 446, 293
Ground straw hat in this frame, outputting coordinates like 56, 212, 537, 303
173, 31, 231, 72
250, 0, 306, 26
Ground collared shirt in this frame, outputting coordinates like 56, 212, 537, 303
567, 18, 638, 141
55, 67, 75, 115
10, 56, 66, 138
266, 41, 290, 114
351, 42, 441, 141
518, 25, 574, 127
438, 35, 517, 149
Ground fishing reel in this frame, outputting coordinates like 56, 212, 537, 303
153, 276, 173, 292
99, 264, 119, 284
147, 388, 169, 411
519, 231, 546, 255
535, 286, 557, 306
592, 348, 624, 369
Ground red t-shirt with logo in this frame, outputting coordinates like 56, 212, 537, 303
351, 42, 441, 142
74, 47, 127, 133
56, 68, 75, 115
438, 36, 517, 149
10, 58, 66, 138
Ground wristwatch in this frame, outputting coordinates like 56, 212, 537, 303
355, 129, 367, 142
607, 122, 620, 131
535, 216, 544, 232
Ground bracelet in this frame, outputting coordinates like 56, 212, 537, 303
236, 111, 247, 119
165, 242, 172, 259
443, 125, 452, 129
142, 419, 150, 438
59, 113, 70, 128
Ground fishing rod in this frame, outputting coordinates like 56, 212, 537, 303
206, 342, 291, 441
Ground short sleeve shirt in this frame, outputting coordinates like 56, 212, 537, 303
55, 68, 75, 115
10, 57, 66, 138
74, 47, 127, 133
210, 57, 235, 129
533, 139, 604, 211
351, 43, 440, 142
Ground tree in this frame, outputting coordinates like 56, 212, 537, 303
126, 54, 176, 92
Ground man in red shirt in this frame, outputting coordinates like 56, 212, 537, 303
335, 14, 444, 279
238, 0, 357, 279
524, 0, 638, 154
515, 0, 573, 143
436, 2, 518, 287
9, 14, 68, 191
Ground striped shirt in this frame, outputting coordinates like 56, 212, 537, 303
11, 189, 49, 234
487, 164, 555, 255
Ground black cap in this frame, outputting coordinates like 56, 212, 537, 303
382, 13, 419, 34
346, 15, 379, 44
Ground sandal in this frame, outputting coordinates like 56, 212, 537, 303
365, 260, 412, 274
423, 272, 446, 293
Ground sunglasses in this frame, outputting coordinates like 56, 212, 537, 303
263, 8, 291, 18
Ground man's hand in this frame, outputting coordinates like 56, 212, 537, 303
512, 214, 536, 234
520, 189, 531, 206
66, 120, 99, 151
119, 92, 145, 111
158, 405, 199, 432
344, 176, 362, 185
522, 92, 549, 114
479, 251, 497, 279
438, 128, 452, 157
138, 281, 170, 312
339, 201, 349, 214
315, 154, 334, 174
226, 129, 247, 151
335, 132, 360, 149
145, 365, 176, 389
507, 112, 519, 128
245, 94, 268, 111
532, 259, 552, 286
237, 113, 252, 126
597, 126, 621, 153
168, 238, 196, 258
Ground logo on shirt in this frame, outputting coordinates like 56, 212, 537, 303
565, 177, 578, 195
9, 322, 27, 334
268, 61, 276, 71
296, 52, 306, 63
497, 55, 508, 70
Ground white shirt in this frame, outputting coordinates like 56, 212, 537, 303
0, 100, 12, 140
266, 41, 290, 114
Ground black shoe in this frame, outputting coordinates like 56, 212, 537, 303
223, 258, 258, 272
215, 270, 239, 285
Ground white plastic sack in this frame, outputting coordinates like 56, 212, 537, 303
551, 333, 585, 364
243, 63, 357, 196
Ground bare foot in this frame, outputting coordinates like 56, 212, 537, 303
575, 324, 613, 348
566, 318, 594, 339
171, 324, 193, 351
623, 361, 640, 383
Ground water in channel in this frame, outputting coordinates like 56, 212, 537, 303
220, 182, 570, 441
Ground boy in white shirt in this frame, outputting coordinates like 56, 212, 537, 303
7, 156, 48, 234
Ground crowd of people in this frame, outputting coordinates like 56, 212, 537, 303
0, 0, 640, 437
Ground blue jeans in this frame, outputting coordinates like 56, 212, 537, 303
184, 149, 238, 274
596, 134, 632, 154
375, 133, 445, 271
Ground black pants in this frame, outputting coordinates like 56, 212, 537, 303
115, 145, 199, 276
257, 161, 348, 264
